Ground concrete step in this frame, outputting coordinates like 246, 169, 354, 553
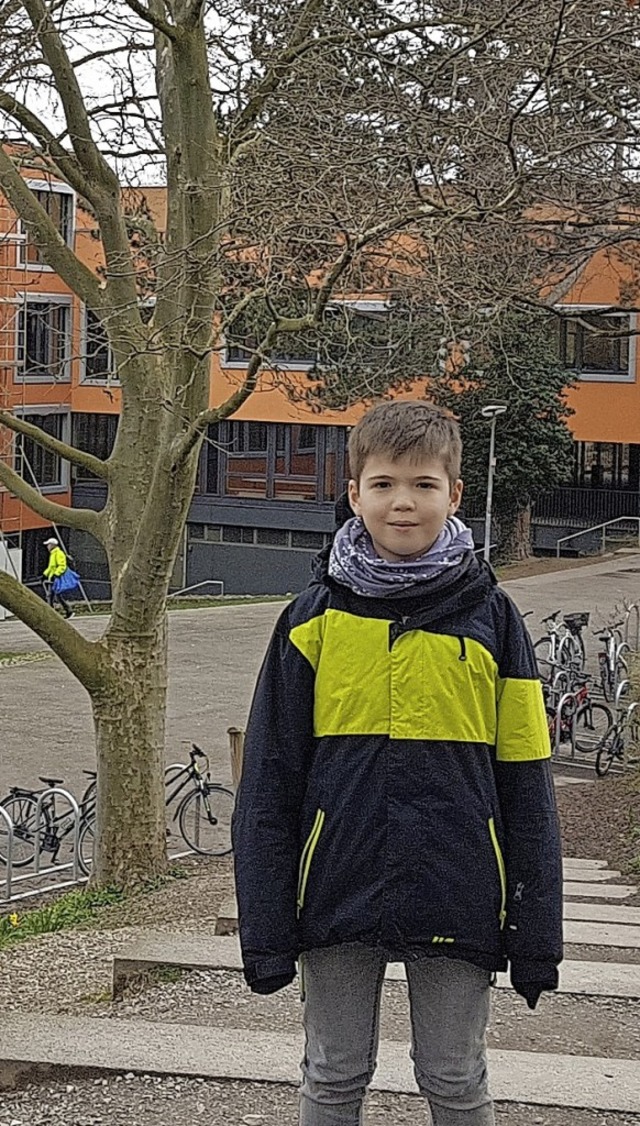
564, 919, 640, 948
0, 1015, 638, 1112
563, 858, 608, 870
560, 868, 621, 883
564, 881, 637, 899
564, 900, 640, 926
111, 933, 640, 1001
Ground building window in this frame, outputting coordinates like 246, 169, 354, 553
225, 421, 269, 498
559, 312, 632, 381
83, 308, 116, 382
274, 423, 318, 501
17, 298, 71, 381
223, 303, 317, 367
573, 442, 640, 490
222, 525, 255, 544
256, 527, 288, 546
291, 530, 325, 550
71, 413, 118, 479
16, 411, 69, 489
19, 185, 74, 268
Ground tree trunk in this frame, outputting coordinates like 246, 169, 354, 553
91, 616, 169, 888
498, 502, 533, 562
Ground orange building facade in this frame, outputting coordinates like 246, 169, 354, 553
1, 174, 639, 595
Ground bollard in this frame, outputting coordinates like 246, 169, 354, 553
228, 727, 245, 791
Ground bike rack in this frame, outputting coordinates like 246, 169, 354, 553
553, 692, 577, 760
615, 680, 630, 708
0, 805, 13, 902
33, 788, 81, 883
0, 788, 87, 904
624, 604, 640, 653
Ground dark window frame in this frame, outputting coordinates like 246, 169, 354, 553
559, 310, 633, 381
16, 410, 69, 490
17, 297, 71, 382
18, 184, 74, 269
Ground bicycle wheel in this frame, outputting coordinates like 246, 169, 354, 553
574, 703, 613, 753
178, 785, 234, 857
595, 731, 624, 777
0, 794, 39, 867
534, 637, 554, 681
78, 816, 95, 876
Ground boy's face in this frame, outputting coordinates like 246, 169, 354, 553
348, 453, 463, 563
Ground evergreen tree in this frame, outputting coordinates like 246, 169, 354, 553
434, 316, 576, 560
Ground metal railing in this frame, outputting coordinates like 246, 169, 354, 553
556, 517, 640, 558
537, 487, 640, 523
0, 787, 87, 904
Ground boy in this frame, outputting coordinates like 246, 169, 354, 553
232, 401, 563, 1126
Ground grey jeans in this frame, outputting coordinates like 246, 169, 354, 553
299, 944, 495, 1126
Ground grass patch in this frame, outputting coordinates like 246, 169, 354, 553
0, 651, 51, 667
0, 886, 124, 950
72, 594, 292, 616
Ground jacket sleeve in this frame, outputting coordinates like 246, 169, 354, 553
44, 549, 67, 578
493, 596, 563, 986
231, 600, 316, 993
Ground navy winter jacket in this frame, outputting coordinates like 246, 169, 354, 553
232, 552, 563, 995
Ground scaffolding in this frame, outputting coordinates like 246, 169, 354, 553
0, 196, 27, 606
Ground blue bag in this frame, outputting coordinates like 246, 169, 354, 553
53, 569, 80, 594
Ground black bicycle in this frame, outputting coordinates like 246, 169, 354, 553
78, 744, 234, 870
0, 770, 96, 874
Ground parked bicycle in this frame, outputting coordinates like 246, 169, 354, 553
595, 621, 629, 703
595, 696, 640, 777
534, 610, 588, 681
78, 744, 234, 871
0, 771, 96, 874
544, 672, 612, 755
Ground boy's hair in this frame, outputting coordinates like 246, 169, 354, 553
348, 401, 462, 485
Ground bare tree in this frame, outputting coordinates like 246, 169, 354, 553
0, 0, 638, 887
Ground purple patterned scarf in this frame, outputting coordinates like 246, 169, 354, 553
328, 516, 475, 597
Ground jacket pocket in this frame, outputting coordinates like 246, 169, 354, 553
488, 816, 507, 930
297, 808, 325, 916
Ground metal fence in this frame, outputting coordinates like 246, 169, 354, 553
0, 787, 86, 904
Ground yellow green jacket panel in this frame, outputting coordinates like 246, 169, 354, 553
43, 547, 67, 579
232, 554, 563, 992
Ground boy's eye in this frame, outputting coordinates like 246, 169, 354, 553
372, 481, 391, 488
418, 482, 436, 489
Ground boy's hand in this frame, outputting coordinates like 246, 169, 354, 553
510, 959, 559, 1011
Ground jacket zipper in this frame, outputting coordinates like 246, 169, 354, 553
509, 881, 525, 932
297, 808, 325, 916
488, 817, 507, 930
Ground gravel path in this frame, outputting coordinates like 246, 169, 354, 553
90, 968, 640, 1061
1, 1074, 639, 1126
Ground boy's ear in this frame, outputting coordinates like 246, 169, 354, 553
348, 478, 362, 516
449, 478, 464, 515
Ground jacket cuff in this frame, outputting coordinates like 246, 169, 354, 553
509, 958, 559, 990
244, 954, 296, 990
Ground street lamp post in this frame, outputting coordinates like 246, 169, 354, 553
480, 402, 508, 564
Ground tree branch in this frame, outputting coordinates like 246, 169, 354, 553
0, 148, 104, 311
0, 412, 110, 480
22, 0, 119, 192
0, 90, 94, 203
0, 573, 106, 692
0, 460, 103, 536
123, 0, 179, 40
